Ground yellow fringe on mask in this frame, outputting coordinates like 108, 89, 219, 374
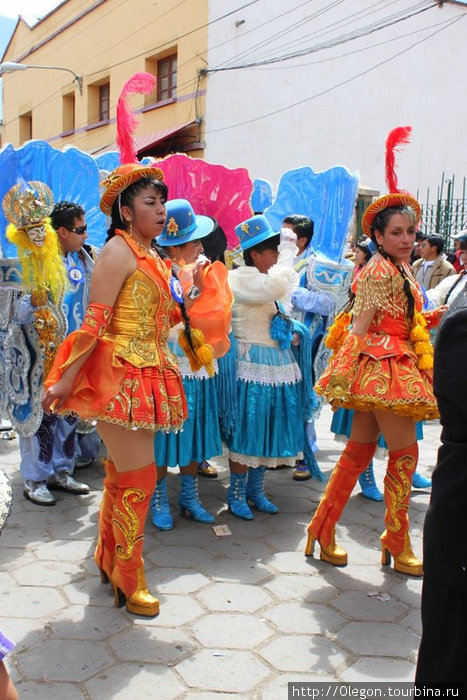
178, 327, 215, 377
6, 220, 67, 303
411, 311, 433, 370
324, 311, 352, 355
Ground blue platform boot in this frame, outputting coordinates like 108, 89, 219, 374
150, 477, 173, 531
358, 461, 383, 502
178, 474, 215, 523
412, 470, 432, 489
227, 472, 254, 520
246, 467, 279, 514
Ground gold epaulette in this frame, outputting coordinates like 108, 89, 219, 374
353, 257, 405, 318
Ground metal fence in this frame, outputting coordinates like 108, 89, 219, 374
418, 175, 466, 247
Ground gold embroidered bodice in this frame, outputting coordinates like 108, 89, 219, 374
354, 256, 424, 359
105, 267, 178, 369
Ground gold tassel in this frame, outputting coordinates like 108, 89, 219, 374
324, 311, 352, 353
411, 312, 433, 371
414, 341, 433, 355
418, 354, 433, 370
178, 327, 215, 377
410, 326, 428, 342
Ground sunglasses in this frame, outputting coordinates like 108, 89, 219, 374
68, 224, 87, 235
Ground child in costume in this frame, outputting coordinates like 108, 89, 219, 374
151, 199, 232, 530
224, 215, 315, 519
305, 127, 446, 576
2, 181, 90, 505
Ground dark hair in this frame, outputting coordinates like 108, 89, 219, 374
355, 241, 373, 264
105, 176, 168, 242
50, 201, 85, 231
201, 219, 228, 263
371, 205, 417, 319
283, 215, 314, 246
459, 239, 467, 251
425, 233, 444, 255
243, 234, 280, 267
416, 231, 426, 242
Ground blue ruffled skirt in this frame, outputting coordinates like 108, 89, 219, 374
154, 342, 222, 468
224, 341, 304, 468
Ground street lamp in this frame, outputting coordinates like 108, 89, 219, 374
0, 61, 83, 94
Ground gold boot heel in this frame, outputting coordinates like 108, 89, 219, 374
305, 528, 347, 566
111, 566, 160, 617
304, 532, 316, 557
381, 533, 423, 577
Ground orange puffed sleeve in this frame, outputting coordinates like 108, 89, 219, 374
178, 262, 233, 358
44, 303, 125, 419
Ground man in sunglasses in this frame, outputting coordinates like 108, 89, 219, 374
18, 202, 94, 505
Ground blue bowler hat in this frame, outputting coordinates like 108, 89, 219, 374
235, 214, 279, 252
157, 199, 214, 246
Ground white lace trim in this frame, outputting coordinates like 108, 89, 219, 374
236, 360, 301, 386
177, 355, 219, 380
229, 451, 303, 468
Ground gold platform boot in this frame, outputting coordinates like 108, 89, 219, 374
110, 463, 159, 616
305, 440, 377, 566
380, 443, 423, 577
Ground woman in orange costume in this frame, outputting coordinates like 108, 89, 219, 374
42, 163, 189, 616
305, 127, 446, 577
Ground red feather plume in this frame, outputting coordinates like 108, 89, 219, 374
116, 72, 156, 165
385, 126, 411, 194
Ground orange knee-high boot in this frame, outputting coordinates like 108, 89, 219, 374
110, 463, 159, 617
94, 459, 118, 584
381, 442, 423, 577
305, 440, 377, 565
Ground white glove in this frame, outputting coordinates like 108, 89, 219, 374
279, 227, 297, 246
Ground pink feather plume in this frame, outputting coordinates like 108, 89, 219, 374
116, 72, 156, 164
385, 126, 411, 194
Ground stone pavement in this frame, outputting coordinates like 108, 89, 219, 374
0, 406, 439, 699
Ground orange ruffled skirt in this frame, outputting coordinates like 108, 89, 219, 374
316, 350, 439, 422
45, 330, 187, 432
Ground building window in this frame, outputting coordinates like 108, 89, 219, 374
99, 83, 110, 122
19, 111, 32, 143
87, 79, 110, 127
157, 54, 177, 102
62, 93, 75, 133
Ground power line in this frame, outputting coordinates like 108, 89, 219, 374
212, 0, 348, 69
243, 13, 457, 72
205, 2, 436, 73
83, 0, 262, 79
242, 0, 408, 63
204, 12, 466, 135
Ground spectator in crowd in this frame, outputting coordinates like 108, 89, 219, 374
411, 231, 426, 263
446, 229, 467, 272
412, 233, 455, 290
427, 236, 467, 308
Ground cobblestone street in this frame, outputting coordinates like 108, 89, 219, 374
0, 405, 438, 699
